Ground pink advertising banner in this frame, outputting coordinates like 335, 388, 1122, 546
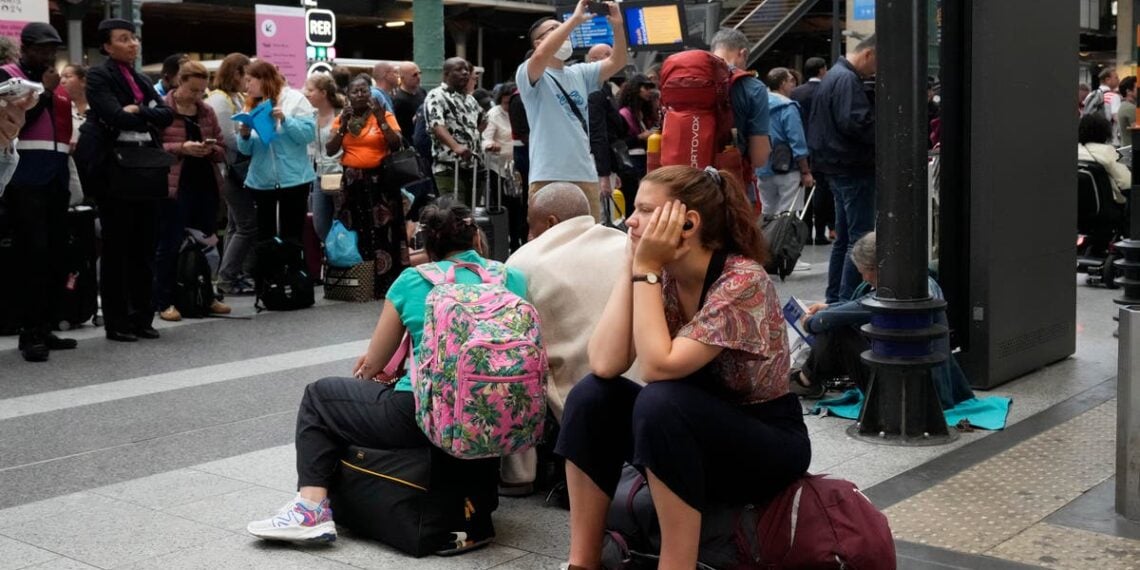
0, 0, 50, 42
255, 4, 306, 88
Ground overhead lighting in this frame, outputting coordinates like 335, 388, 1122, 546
385, 21, 406, 28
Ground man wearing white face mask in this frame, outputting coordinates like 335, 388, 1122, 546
516, 0, 627, 223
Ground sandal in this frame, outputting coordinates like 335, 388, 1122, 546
789, 369, 826, 399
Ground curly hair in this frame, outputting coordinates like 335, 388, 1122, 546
419, 198, 480, 261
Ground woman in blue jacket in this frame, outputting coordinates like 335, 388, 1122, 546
756, 68, 813, 215
236, 60, 316, 245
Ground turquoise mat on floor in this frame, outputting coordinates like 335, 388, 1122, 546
811, 389, 1013, 431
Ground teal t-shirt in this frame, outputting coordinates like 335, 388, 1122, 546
386, 250, 529, 392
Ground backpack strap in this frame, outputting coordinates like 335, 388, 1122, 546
380, 332, 413, 381
415, 263, 448, 285
445, 261, 501, 285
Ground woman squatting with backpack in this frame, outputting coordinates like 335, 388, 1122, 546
247, 198, 531, 554
559, 165, 811, 570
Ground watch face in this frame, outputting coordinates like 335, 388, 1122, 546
647, 273, 659, 284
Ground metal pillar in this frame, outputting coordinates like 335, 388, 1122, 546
67, 19, 83, 64
1114, 129, 1140, 305
850, 0, 955, 446
414, 0, 445, 89
1117, 306, 1140, 521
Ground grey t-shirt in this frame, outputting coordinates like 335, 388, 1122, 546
515, 61, 602, 183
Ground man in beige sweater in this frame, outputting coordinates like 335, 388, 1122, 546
501, 182, 636, 494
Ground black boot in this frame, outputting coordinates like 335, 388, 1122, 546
18, 331, 49, 363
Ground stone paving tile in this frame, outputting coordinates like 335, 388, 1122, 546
0, 498, 230, 569
990, 523, 1140, 569
117, 534, 358, 570
492, 495, 572, 558
0, 493, 121, 532
90, 468, 254, 511
0, 534, 58, 570
304, 535, 531, 570
19, 559, 99, 570
487, 553, 564, 569
168, 485, 296, 533
190, 444, 297, 492
884, 401, 1117, 554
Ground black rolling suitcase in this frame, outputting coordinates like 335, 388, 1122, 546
455, 159, 509, 262
56, 205, 99, 330
328, 445, 462, 557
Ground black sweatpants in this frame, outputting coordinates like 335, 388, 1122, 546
295, 377, 499, 524
803, 173, 834, 241
556, 374, 811, 511
5, 176, 69, 335
802, 326, 871, 393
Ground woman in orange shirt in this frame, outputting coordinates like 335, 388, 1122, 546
326, 74, 405, 298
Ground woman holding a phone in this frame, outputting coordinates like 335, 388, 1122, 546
153, 60, 229, 321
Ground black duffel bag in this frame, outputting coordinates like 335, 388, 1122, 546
329, 445, 463, 557
110, 145, 175, 201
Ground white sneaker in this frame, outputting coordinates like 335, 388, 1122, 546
795, 261, 812, 271
247, 495, 337, 543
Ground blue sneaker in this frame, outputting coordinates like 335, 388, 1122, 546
247, 496, 337, 543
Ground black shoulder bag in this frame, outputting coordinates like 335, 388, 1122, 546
548, 73, 635, 173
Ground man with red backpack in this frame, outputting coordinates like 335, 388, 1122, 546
657, 29, 771, 205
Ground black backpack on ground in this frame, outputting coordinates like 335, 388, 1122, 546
174, 235, 217, 319
253, 238, 314, 312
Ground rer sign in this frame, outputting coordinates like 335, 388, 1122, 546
306, 9, 336, 47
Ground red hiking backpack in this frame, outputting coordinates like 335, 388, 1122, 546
658, 50, 757, 203
740, 474, 897, 569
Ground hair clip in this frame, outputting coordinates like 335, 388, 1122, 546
462, 217, 475, 226
703, 166, 724, 187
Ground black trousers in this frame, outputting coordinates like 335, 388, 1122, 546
508, 146, 529, 250
802, 326, 870, 392
5, 176, 69, 335
252, 183, 309, 245
98, 196, 160, 332
803, 172, 834, 241
556, 374, 811, 512
295, 377, 499, 523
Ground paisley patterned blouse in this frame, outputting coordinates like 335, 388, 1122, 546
662, 254, 791, 404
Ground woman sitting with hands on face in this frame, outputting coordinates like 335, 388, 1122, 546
557, 165, 811, 570
325, 74, 407, 298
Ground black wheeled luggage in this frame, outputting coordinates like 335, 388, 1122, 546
56, 205, 99, 330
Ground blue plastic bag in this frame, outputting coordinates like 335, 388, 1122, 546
325, 221, 363, 268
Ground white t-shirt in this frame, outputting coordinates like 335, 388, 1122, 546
515, 61, 602, 183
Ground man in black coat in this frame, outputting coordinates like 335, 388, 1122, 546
791, 57, 833, 246
808, 35, 877, 304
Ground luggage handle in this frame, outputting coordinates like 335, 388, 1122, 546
453, 157, 480, 210
797, 184, 816, 221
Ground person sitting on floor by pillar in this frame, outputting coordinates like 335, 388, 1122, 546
789, 231, 975, 407
557, 165, 810, 570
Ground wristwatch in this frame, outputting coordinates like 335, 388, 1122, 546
380, 122, 391, 132
632, 272, 661, 285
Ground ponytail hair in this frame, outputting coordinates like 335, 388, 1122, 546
640, 165, 769, 266
418, 197, 480, 261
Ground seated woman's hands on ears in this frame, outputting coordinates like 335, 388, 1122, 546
633, 200, 690, 274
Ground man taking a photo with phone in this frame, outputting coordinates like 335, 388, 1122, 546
516, 0, 627, 223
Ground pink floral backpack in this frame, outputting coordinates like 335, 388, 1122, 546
406, 260, 549, 459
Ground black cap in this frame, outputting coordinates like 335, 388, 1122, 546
97, 18, 135, 34
20, 22, 62, 47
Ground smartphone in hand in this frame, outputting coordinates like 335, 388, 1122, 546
586, 1, 609, 16
0, 78, 44, 100
204, 138, 218, 145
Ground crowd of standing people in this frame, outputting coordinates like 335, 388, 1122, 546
0, 2, 935, 567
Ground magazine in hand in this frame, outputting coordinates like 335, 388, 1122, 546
783, 295, 816, 346
232, 100, 277, 145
